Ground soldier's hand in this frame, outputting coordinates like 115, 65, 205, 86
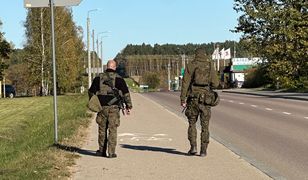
181, 102, 187, 108
125, 108, 131, 115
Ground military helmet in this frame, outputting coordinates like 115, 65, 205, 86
194, 47, 207, 61
211, 91, 220, 106
204, 90, 220, 106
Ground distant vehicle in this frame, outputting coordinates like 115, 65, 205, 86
1, 85, 16, 98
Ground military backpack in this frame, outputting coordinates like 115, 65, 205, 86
192, 61, 220, 107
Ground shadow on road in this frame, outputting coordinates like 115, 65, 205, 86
53, 144, 97, 157
120, 144, 188, 156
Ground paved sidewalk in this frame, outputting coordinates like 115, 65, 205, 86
72, 93, 271, 180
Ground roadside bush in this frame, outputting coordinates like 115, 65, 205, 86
242, 66, 269, 88
141, 72, 160, 89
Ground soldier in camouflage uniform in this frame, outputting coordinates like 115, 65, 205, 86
180, 48, 219, 157
89, 60, 133, 158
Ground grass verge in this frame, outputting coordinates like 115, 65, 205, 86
0, 94, 92, 179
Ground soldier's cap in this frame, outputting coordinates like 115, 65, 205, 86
194, 47, 207, 61
195, 47, 206, 55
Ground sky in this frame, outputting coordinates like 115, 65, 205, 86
0, 0, 241, 62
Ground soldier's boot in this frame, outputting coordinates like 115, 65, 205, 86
96, 138, 108, 157
187, 145, 197, 155
96, 146, 107, 157
108, 146, 117, 158
200, 143, 208, 157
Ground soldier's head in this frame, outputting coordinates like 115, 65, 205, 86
107, 60, 117, 70
194, 47, 207, 61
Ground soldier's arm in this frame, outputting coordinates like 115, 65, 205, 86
116, 77, 133, 109
180, 64, 194, 103
88, 77, 100, 99
210, 62, 219, 88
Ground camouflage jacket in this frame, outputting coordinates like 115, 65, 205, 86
180, 57, 219, 103
89, 69, 133, 109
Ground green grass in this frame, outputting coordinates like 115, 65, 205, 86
125, 78, 141, 92
0, 94, 91, 179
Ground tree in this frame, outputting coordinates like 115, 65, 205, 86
234, 0, 308, 88
142, 72, 160, 89
0, 20, 12, 81
24, 7, 85, 94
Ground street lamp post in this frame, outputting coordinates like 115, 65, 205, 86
97, 31, 109, 72
87, 9, 98, 88
100, 35, 109, 72
92, 29, 95, 79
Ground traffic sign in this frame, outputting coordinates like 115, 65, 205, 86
24, 0, 81, 8
24, 0, 82, 144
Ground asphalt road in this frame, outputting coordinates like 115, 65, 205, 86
142, 91, 308, 180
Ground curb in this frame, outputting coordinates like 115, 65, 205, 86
222, 90, 308, 101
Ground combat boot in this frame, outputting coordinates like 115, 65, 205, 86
108, 146, 117, 158
96, 145, 108, 157
187, 145, 197, 155
200, 143, 208, 157
96, 150, 107, 157
108, 153, 117, 158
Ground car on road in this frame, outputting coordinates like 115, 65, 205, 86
1, 84, 16, 98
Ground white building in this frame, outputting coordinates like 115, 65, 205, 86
228, 57, 261, 87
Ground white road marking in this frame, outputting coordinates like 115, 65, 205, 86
153, 134, 167, 136
221, 98, 225, 101
283, 112, 291, 115
239, 102, 245, 105
265, 108, 273, 111
251, 105, 257, 107
228, 100, 234, 103
304, 117, 308, 119
118, 133, 137, 137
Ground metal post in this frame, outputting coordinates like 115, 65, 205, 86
50, 0, 58, 144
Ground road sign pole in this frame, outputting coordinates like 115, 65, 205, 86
24, 0, 81, 145
50, 0, 58, 144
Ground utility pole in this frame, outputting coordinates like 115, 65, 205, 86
96, 37, 99, 75
234, 41, 236, 58
50, 0, 58, 143
87, 9, 97, 88
92, 29, 95, 80
181, 54, 186, 70
96, 31, 109, 72
100, 39, 103, 72
168, 59, 171, 91
176, 61, 179, 90
87, 13, 91, 88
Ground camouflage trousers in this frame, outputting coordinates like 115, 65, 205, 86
96, 105, 120, 155
185, 99, 211, 147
